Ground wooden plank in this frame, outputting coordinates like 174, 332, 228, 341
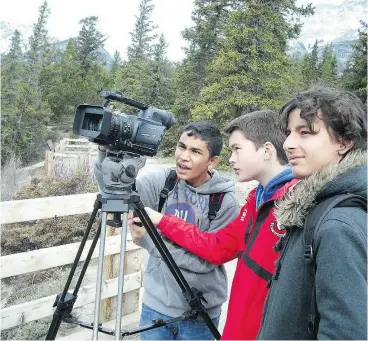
63, 138, 90, 143
1, 235, 141, 279
56, 311, 140, 340
100, 222, 118, 323
65, 145, 96, 149
0, 192, 99, 224
1, 272, 142, 330
122, 249, 142, 316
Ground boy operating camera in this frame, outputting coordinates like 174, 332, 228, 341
95, 121, 240, 340
131, 111, 298, 339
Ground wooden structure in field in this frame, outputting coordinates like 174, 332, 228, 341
45, 138, 98, 177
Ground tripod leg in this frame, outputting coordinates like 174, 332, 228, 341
133, 201, 221, 340
46, 198, 101, 340
92, 211, 108, 340
115, 212, 129, 340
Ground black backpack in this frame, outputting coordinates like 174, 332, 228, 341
303, 193, 367, 336
158, 169, 225, 222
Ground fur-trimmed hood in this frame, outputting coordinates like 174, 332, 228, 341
275, 150, 367, 228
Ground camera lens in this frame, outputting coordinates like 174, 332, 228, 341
83, 114, 103, 132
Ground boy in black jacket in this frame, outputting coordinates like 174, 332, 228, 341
257, 86, 367, 340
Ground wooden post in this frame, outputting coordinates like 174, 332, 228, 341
99, 217, 118, 323
44, 150, 54, 177
99, 213, 142, 323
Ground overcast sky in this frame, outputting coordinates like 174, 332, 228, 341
0, 0, 347, 61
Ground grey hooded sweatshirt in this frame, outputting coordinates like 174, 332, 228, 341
94, 155, 239, 319
257, 150, 367, 340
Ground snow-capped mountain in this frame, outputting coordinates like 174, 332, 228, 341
289, 0, 367, 71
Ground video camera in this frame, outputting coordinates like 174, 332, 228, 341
73, 90, 175, 156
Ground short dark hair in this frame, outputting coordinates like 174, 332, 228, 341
280, 86, 367, 151
179, 121, 223, 157
224, 110, 288, 165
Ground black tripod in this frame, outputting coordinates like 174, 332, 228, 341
45, 162, 221, 340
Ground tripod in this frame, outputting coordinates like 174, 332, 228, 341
46, 157, 221, 340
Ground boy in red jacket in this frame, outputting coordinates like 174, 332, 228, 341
130, 110, 298, 340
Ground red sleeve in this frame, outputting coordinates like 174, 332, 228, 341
157, 208, 246, 265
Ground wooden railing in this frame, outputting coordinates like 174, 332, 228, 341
0, 193, 142, 339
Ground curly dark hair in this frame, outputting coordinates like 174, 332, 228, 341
279, 86, 367, 151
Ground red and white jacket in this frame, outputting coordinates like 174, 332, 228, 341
157, 179, 299, 340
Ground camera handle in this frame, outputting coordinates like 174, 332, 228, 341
45, 192, 221, 340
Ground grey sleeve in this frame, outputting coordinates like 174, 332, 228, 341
315, 216, 367, 340
94, 149, 107, 191
157, 193, 240, 274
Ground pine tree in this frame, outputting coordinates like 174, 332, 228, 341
147, 34, 174, 108
174, 0, 236, 123
114, 0, 158, 106
1, 30, 27, 163
1, 5, 52, 165
76, 16, 107, 75
127, 0, 157, 62
342, 21, 367, 102
192, 0, 314, 122
299, 40, 319, 88
110, 50, 122, 75
319, 43, 338, 86
27, 0, 50, 65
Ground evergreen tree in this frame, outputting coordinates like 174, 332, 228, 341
1, 2, 52, 165
147, 34, 175, 108
192, 0, 314, 122
111, 50, 122, 75
27, 0, 50, 65
174, 0, 236, 123
342, 21, 367, 102
319, 43, 338, 86
42, 40, 84, 121
300, 40, 319, 87
127, 0, 157, 62
114, 0, 157, 107
76, 16, 107, 75
1, 30, 27, 163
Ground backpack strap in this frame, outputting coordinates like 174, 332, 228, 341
158, 170, 178, 212
158, 170, 225, 221
208, 192, 225, 222
304, 193, 367, 335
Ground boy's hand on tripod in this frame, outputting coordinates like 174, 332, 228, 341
129, 222, 146, 244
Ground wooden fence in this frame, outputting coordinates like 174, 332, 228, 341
45, 138, 98, 177
0, 192, 142, 339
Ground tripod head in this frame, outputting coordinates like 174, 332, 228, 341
99, 148, 146, 195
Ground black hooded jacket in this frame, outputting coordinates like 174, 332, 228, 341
257, 150, 367, 340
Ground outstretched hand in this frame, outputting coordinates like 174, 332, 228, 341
131, 207, 164, 226
128, 207, 164, 244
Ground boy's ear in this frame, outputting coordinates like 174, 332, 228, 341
263, 142, 273, 160
208, 156, 220, 169
338, 140, 354, 155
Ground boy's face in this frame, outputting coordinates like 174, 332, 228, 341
228, 129, 265, 183
174, 132, 218, 187
283, 109, 345, 178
